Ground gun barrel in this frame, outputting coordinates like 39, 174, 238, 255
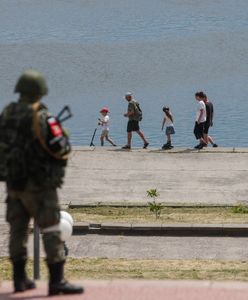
56, 106, 73, 123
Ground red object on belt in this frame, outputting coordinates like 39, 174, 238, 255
47, 117, 63, 137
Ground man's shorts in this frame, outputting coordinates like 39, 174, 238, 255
203, 122, 210, 134
127, 120, 140, 132
194, 121, 204, 139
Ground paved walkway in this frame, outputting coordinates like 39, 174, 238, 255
25, 234, 248, 260
1, 280, 248, 300
59, 147, 248, 205
0, 147, 248, 211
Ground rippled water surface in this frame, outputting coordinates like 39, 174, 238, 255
0, 0, 248, 147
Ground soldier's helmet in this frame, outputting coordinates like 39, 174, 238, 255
14, 69, 48, 96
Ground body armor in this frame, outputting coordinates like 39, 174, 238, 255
0, 100, 69, 190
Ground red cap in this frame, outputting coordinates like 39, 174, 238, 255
100, 107, 109, 113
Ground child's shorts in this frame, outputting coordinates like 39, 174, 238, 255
166, 126, 175, 135
101, 129, 109, 137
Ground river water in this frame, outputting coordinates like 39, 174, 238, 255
0, 0, 248, 147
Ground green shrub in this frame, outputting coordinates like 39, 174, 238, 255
147, 189, 163, 219
232, 203, 248, 214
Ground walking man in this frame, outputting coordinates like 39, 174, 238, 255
194, 92, 206, 149
0, 70, 83, 295
122, 92, 149, 149
201, 92, 218, 147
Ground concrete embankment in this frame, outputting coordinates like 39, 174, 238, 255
60, 146, 248, 207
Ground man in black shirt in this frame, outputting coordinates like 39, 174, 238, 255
201, 92, 218, 147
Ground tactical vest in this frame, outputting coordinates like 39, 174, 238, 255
0, 101, 68, 190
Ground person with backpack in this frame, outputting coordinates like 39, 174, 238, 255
0, 70, 83, 296
161, 106, 175, 150
122, 92, 149, 150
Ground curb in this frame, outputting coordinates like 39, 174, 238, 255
68, 203, 241, 208
72, 222, 248, 237
72, 146, 248, 154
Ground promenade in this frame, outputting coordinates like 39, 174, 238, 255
62, 147, 248, 206
1, 147, 248, 211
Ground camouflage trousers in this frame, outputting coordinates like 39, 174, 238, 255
6, 188, 65, 264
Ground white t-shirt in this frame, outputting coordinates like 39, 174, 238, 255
101, 115, 110, 130
196, 100, 206, 123
165, 115, 173, 127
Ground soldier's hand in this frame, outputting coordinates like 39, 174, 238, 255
63, 128, 70, 137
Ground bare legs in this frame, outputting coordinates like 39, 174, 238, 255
126, 130, 148, 147
101, 134, 116, 146
203, 133, 218, 147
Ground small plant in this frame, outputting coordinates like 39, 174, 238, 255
232, 203, 248, 214
147, 188, 163, 219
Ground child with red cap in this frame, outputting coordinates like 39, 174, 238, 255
99, 107, 116, 146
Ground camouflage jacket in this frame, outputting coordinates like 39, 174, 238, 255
0, 99, 70, 190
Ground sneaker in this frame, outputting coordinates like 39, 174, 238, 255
162, 143, 170, 150
122, 145, 131, 149
197, 143, 204, 150
143, 142, 149, 149
212, 143, 218, 148
194, 144, 201, 149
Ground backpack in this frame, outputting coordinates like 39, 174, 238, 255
134, 101, 143, 121
0, 102, 33, 184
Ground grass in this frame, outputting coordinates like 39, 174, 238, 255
2, 206, 247, 283
67, 206, 248, 224
232, 203, 248, 214
1, 257, 248, 282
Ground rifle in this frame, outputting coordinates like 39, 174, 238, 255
56, 105, 73, 123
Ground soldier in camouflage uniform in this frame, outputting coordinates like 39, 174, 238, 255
0, 70, 83, 295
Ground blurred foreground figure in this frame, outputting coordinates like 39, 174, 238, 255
0, 70, 83, 296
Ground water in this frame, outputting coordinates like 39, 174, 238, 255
0, 0, 248, 147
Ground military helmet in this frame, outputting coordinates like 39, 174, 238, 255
14, 70, 48, 96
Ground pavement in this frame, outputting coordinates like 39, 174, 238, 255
29, 234, 248, 260
57, 146, 248, 206
1, 280, 248, 300
1, 147, 248, 210
1, 223, 248, 260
